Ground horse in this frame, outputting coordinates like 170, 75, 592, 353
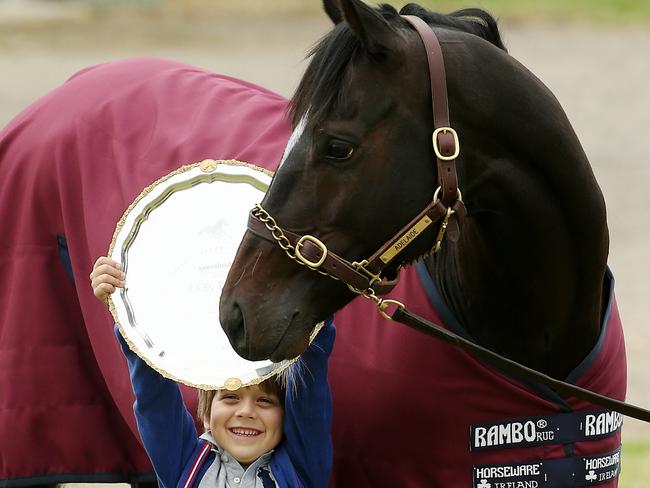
220, 1, 626, 486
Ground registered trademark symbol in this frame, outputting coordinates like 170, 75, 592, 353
537, 419, 548, 428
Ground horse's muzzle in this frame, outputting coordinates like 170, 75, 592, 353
219, 299, 254, 360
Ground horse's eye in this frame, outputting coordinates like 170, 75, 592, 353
326, 140, 354, 160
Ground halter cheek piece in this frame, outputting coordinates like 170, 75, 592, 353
245, 16, 650, 423
248, 15, 464, 306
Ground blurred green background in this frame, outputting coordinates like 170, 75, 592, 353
81, 0, 650, 22
420, 0, 650, 21
90, 0, 650, 21
4, 0, 650, 22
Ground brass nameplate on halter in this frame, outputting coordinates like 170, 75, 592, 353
379, 216, 433, 264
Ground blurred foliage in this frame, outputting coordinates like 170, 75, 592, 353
620, 441, 650, 488
150, 0, 650, 22
417, 0, 650, 22
80, 0, 323, 18
15, 0, 646, 24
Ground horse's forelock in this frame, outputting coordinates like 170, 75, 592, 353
290, 4, 401, 128
291, 2, 506, 128
290, 24, 358, 127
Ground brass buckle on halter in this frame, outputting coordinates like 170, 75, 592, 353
432, 127, 460, 161
433, 206, 455, 254
295, 235, 328, 268
352, 260, 383, 287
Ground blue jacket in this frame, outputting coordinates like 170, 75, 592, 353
117, 318, 335, 488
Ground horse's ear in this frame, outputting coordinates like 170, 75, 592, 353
338, 0, 397, 56
323, 0, 343, 24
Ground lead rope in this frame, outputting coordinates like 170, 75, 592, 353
252, 202, 650, 423
392, 306, 650, 423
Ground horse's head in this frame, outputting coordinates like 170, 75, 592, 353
220, 0, 511, 361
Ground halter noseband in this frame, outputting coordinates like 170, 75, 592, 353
247, 15, 463, 302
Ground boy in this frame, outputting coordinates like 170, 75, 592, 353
91, 257, 334, 488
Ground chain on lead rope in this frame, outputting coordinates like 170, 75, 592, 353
251, 204, 405, 321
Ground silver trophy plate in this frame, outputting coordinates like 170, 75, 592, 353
108, 159, 312, 390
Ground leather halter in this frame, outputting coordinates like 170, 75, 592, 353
247, 15, 463, 296
402, 14, 460, 206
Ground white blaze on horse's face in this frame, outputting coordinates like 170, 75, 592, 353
277, 113, 308, 169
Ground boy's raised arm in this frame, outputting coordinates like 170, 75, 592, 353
91, 257, 203, 487
280, 317, 336, 488
116, 326, 202, 488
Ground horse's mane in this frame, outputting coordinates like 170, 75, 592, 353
290, 3, 506, 127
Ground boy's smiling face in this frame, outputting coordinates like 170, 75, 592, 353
205, 385, 284, 466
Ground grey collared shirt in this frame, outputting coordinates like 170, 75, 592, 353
197, 432, 279, 488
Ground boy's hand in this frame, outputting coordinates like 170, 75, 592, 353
90, 256, 126, 304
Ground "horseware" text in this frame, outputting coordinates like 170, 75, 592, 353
585, 452, 620, 470
475, 464, 541, 479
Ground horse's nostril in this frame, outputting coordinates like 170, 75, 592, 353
220, 301, 261, 360
220, 301, 244, 339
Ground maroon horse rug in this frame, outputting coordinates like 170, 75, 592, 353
0, 56, 626, 488
330, 265, 625, 487
0, 58, 290, 485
